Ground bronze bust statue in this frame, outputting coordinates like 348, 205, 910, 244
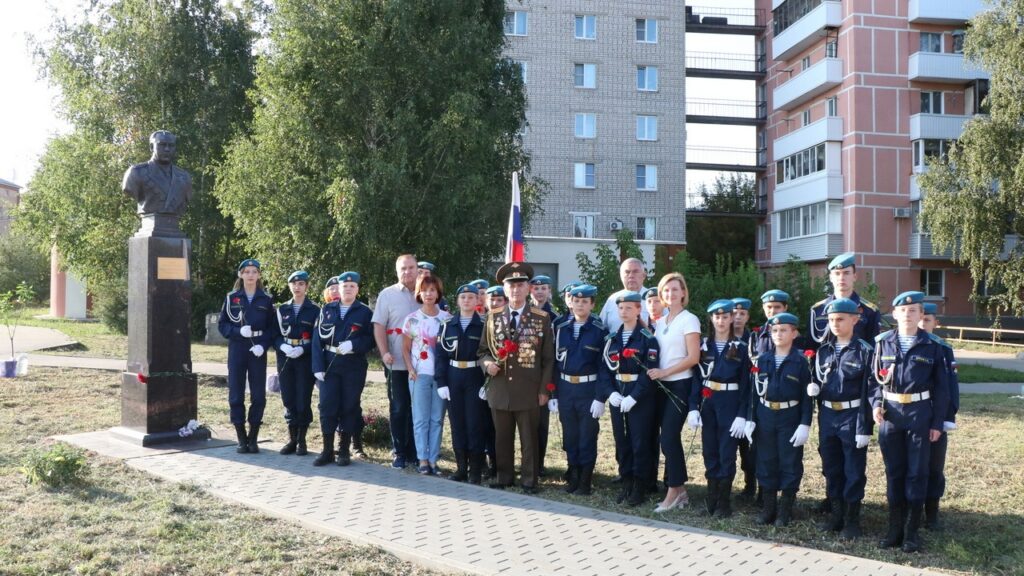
122, 130, 193, 237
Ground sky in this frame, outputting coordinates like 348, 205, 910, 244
0, 0, 756, 193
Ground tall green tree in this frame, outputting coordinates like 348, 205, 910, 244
684, 173, 757, 266
17, 0, 260, 334
575, 230, 648, 303
216, 0, 534, 297
917, 0, 1024, 317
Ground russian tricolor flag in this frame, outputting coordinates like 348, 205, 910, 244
504, 171, 524, 263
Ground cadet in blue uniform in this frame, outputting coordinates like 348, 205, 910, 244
218, 259, 275, 454
436, 284, 487, 483
312, 272, 375, 467
730, 297, 758, 499
690, 300, 751, 518
551, 284, 609, 496
918, 302, 959, 531
480, 284, 507, 478
752, 312, 812, 526
809, 253, 882, 351
530, 274, 558, 477
274, 271, 321, 456
599, 291, 660, 506
807, 298, 876, 538
470, 278, 490, 315
872, 291, 950, 553
755, 290, 790, 357
556, 281, 581, 324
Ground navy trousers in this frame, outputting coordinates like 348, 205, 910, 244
278, 355, 314, 427
659, 377, 693, 487
755, 403, 804, 492
228, 342, 266, 425
927, 432, 948, 500
320, 367, 367, 437
879, 402, 933, 504
818, 406, 867, 502
448, 379, 485, 453
559, 387, 600, 467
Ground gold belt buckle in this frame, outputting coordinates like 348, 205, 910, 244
899, 393, 912, 403
569, 376, 580, 384
830, 401, 843, 410
770, 401, 781, 410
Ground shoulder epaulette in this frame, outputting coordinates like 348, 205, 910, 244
861, 298, 879, 311
813, 297, 829, 308
590, 315, 605, 329
531, 306, 547, 316
555, 317, 573, 331
490, 306, 506, 315
640, 327, 655, 339
927, 332, 949, 347
857, 338, 872, 351
605, 332, 616, 341
875, 330, 893, 342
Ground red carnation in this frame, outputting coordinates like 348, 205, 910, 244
701, 387, 713, 398
503, 339, 518, 354
879, 368, 889, 377
420, 350, 429, 360
610, 353, 621, 362
545, 382, 556, 393
301, 332, 311, 340
804, 350, 815, 359
351, 325, 360, 332
750, 366, 760, 374
476, 305, 485, 313
622, 348, 637, 359
752, 326, 761, 333
136, 372, 148, 384
394, 328, 403, 335
232, 297, 241, 304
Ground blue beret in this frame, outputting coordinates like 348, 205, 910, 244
769, 312, 800, 326
561, 281, 582, 294
237, 258, 260, 272
287, 270, 309, 283
825, 297, 859, 315
455, 284, 478, 296
530, 274, 553, 286
417, 261, 436, 271
923, 302, 938, 315
828, 252, 856, 271
761, 289, 790, 303
731, 297, 752, 310
486, 285, 506, 297
325, 276, 339, 288
643, 287, 659, 300
892, 291, 925, 307
569, 284, 598, 298
616, 291, 643, 304
337, 271, 361, 284
470, 278, 490, 290
707, 299, 735, 315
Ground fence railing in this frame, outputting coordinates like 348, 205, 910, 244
686, 5, 767, 27
686, 52, 766, 74
942, 325, 1024, 348
687, 98, 767, 120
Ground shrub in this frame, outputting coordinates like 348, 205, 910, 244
21, 443, 89, 487
360, 410, 391, 449
0, 232, 49, 301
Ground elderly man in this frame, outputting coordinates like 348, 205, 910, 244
478, 262, 554, 493
372, 254, 421, 468
599, 258, 650, 333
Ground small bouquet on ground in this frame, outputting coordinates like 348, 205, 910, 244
178, 419, 207, 438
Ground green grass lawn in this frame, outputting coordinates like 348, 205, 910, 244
957, 364, 1024, 384
2, 367, 1022, 575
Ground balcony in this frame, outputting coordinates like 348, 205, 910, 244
910, 174, 922, 200
686, 51, 766, 81
686, 5, 767, 35
772, 0, 842, 61
909, 233, 953, 260
909, 52, 989, 83
773, 116, 843, 160
687, 99, 766, 126
771, 232, 844, 264
910, 113, 972, 141
687, 146, 767, 172
773, 57, 843, 111
774, 171, 843, 211
909, 0, 987, 24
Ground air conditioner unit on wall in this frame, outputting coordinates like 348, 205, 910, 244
609, 220, 623, 231
894, 208, 912, 219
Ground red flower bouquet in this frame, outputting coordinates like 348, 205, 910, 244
701, 387, 713, 398
622, 348, 637, 359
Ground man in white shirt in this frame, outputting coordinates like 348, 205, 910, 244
372, 254, 420, 468
599, 258, 650, 334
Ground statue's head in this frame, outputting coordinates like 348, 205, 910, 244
149, 130, 177, 165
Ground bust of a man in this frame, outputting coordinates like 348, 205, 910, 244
122, 130, 193, 217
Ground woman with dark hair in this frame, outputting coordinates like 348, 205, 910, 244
401, 274, 451, 474
218, 258, 275, 454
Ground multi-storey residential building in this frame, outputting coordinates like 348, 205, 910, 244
756, 0, 991, 315
503, 1, 686, 283
0, 177, 20, 236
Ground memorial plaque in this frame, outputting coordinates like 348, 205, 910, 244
157, 257, 189, 280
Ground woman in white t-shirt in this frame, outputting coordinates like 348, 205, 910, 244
402, 275, 452, 475
647, 272, 702, 512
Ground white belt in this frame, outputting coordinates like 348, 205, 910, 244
883, 390, 931, 404
616, 374, 639, 382
760, 397, 799, 410
248, 330, 263, 337
705, 381, 739, 391
561, 374, 597, 384
325, 345, 343, 354
449, 360, 479, 369
821, 398, 862, 411
283, 337, 310, 345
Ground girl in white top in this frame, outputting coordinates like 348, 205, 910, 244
402, 275, 452, 475
647, 272, 702, 512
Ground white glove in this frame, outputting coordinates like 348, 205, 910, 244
548, 399, 559, 413
686, 410, 702, 430
790, 424, 810, 447
589, 400, 605, 419
338, 340, 354, 354
249, 344, 264, 358
240, 325, 253, 338
855, 434, 870, 449
608, 392, 624, 408
478, 387, 487, 400
744, 420, 756, 443
314, 371, 325, 381
943, 421, 957, 432
287, 346, 304, 359
807, 383, 821, 397
620, 396, 637, 413
437, 386, 451, 401
729, 417, 746, 439
280, 343, 295, 356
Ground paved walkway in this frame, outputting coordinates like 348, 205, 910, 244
9, 325, 77, 353
953, 348, 1024, 371
59, 430, 941, 576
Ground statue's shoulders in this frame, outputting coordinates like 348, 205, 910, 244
172, 165, 192, 182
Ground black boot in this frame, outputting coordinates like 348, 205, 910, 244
924, 499, 942, 531
755, 486, 764, 506
336, 432, 352, 466
451, 450, 469, 482
704, 478, 720, 516
627, 478, 647, 507
714, 480, 733, 519
295, 426, 308, 456
247, 423, 261, 453
818, 498, 845, 532
841, 501, 863, 539
234, 424, 249, 454
313, 431, 335, 466
562, 464, 575, 483
741, 470, 756, 499
878, 501, 905, 548
814, 496, 831, 515
902, 502, 925, 553
280, 426, 298, 455
351, 431, 367, 459
564, 465, 581, 494
774, 489, 796, 527
616, 476, 633, 504
758, 490, 778, 525
468, 452, 484, 485
575, 465, 594, 496
485, 453, 497, 479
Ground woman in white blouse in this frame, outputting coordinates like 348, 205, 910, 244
647, 272, 702, 512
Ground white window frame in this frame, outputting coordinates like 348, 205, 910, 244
801, 56, 811, 71
920, 90, 943, 115
921, 269, 945, 297
574, 63, 596, 89
515, 60, 528, 85
637, 66, 659, 92
776, 201, 841, 241
636, 115, 658, 141
574, 113, 596, 139
574, 15, 596, 40
635, 217, 656, 240
757, 223, 768, 250
504, 11, 528, 36
775, 143, 827, 185
827, 96, 838, 117
574, 162, 595, 189
636, 18, 658, 43
802, 109, 811, 126
912, 139, 953, 170
920, 32, 942, 53
571, 213, 597, 238
636, 164, 658, 191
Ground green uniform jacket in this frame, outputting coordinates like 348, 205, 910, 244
477, 305, 555, 412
